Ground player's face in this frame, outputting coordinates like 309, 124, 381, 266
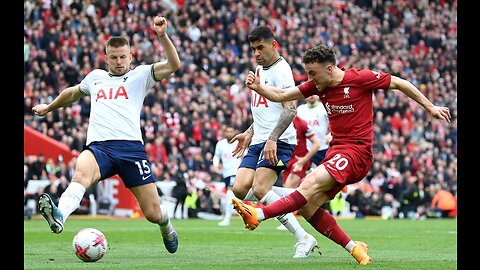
306, 95, 319, 106
250, 39, 276, 66
225, 127, 235, 142
304, 62, 333, 89
105, 45, 132, 76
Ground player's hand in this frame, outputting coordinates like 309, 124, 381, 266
292, 155, 305, 172
429, 106, 451, 123
245, 68, 260, 91
264, 139, 278, 165
324, 133, 333, 145
32, 104, 49, 117
153, 16, 168, 36
231, 132, 252, 158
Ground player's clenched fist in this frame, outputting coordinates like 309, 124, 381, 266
153, 16, 167, 36
32, 104, 49, 117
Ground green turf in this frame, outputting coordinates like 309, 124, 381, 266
24, 216, 457, 269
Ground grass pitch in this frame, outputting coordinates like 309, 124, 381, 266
24, 215, 457, 269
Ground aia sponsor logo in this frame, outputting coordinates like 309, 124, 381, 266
96, 86, 129, 102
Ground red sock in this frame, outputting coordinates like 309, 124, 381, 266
262, 190, 307, 219
307, 207, 351, 247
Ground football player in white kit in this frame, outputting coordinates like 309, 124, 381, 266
32, 16, 181, 254
296, 95, 332, 167
211, 126, 242, 226
230, 26, 318, 258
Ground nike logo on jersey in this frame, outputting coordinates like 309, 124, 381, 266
123, 77, 128, 82
142, 174, 151, 180
94, 82, 101, 85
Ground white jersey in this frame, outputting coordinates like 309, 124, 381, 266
79, 65, 157, 145
250, 57, 296, 145
212, 138, 242, 178
297, 101, 329, 150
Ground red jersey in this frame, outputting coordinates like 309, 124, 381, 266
298, 68, 391, 146
292, 115, 315, 157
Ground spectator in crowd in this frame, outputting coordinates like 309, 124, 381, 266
31, 16, 181, 254
171, 162, 190, 219
429, 183, 457, 218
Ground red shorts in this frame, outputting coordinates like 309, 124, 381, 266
282, 156, 311, 185
320, 142, 373, 199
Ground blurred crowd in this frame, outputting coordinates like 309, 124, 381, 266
24, 0, 457, 219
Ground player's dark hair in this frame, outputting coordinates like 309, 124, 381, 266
248, 26, 275, 43
105, 36, 130, 53
302, 44, 336, 65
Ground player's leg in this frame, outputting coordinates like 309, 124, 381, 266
232, 144, 265, 202
300, 194, 371, 265
219, 176, 236, 226
232, 168, 256, 200
253, 167, 318, 258
219, 188, 235, 226
39, 149, 99, 234
130, 183, 178, 253
236, 145, 373, 265
120, 141, 178, 253
233, 164, 335, 226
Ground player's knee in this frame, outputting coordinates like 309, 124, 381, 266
251, 185, 268, 199
231, 185, 247, 199
143, 206, 162, 223
71, 173, 94, 189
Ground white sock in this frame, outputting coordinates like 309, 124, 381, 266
345, 240, 356, 253
256, 208, 265, 220
272, 186, 296, 197
260, 190, 308, 241
243, 188, 258, 202
158, 204, 174, 236
223, 189, 234, 221
58, 182, 86, 223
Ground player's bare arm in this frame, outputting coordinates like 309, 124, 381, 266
264, 100, 296, 165
294, 135, 320, 172
151, 16, 181, 81
231, 124, 253, 158
32, 85, 87, 116
389, 76, 451, 122
245, 124, 254, 136
245, 69, 304, 102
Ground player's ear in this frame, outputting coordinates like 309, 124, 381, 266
326, 64, 334, 73
271, 39, 277, 48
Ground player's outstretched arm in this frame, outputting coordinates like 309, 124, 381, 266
151, 16, 181, 81
245, 69, 304, 102
389, 76, 451, 122
32, 85, 86, 117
